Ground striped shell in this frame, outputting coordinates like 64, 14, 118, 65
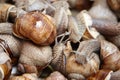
13, 11, 56, 45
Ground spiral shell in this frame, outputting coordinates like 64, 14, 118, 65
13, 11, 56, 45
101, 40, 120, 71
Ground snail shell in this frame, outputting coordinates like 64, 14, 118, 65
66, 52, 100, 78
0, 45, 12, 80
13, 11, 56, 45
18, 41, 52, 74
45, 71, 67, 80
68, 10, 91, 43
0, 3, 15, 22
106, 34, 120, 49
68, 0, 93, 11
87, 69, 113, 80
0, 34, 22, 57
101, 40, 120, 71
10, 73, 38, 80
89, 0, 117, 22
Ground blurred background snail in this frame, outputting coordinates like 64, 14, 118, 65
107, 0, 120, 19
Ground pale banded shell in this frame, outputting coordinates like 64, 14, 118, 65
0, 34, 22, 57
0, 23, 13, 34
68, 10, 95, 43
54, 8, 68, 35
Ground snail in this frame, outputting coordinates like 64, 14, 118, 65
18, 41, 53, 75
10, 73, 39, 80
87, 69, 113, 80
53, 7, 68, 35
68, 73, 85, 80
107, 0, 120, 18
66, 39, 100, 78
89, 0, 117, 22
14, 0, 55, 16
105, 34, 120, 49
0, 3, 27, 23
68, 10, 99, 43
0, 23, 22, 64
0, 3, 15, 22
0, 34, 22, 57
68, 0, 93, 11
52, 0, 70, 35
51, 34, 70, 75
45, 71, 67, 80
13, 11, 56, 45
88, 0, 119, 36
100, 40, 120, 71
0, 39, 12, 80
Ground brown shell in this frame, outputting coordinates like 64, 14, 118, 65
10, 73, 38, 80
46, 71, 67, 80
13, 11, 56, 45
101, 40, 120, 71
87, 69, 113, 80
92, 19, 120, 36
68, 0, 93, 11
0, 3, 15, 22
0, 61, 12, 80
66, 53, 100, 77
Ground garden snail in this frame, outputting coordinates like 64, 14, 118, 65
100, 40, 120, 71
87, 69, 113, 80
89, 0, 117, 22
45, 71, 67, 80
0, 39, 12, 80
66, 39, 100, 78
88, 0, 118, 36
18, 41, 53, 75
10, 73, 39, 80
13, 11, 56, 45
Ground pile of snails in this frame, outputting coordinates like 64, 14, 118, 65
0, 0, 120, 80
